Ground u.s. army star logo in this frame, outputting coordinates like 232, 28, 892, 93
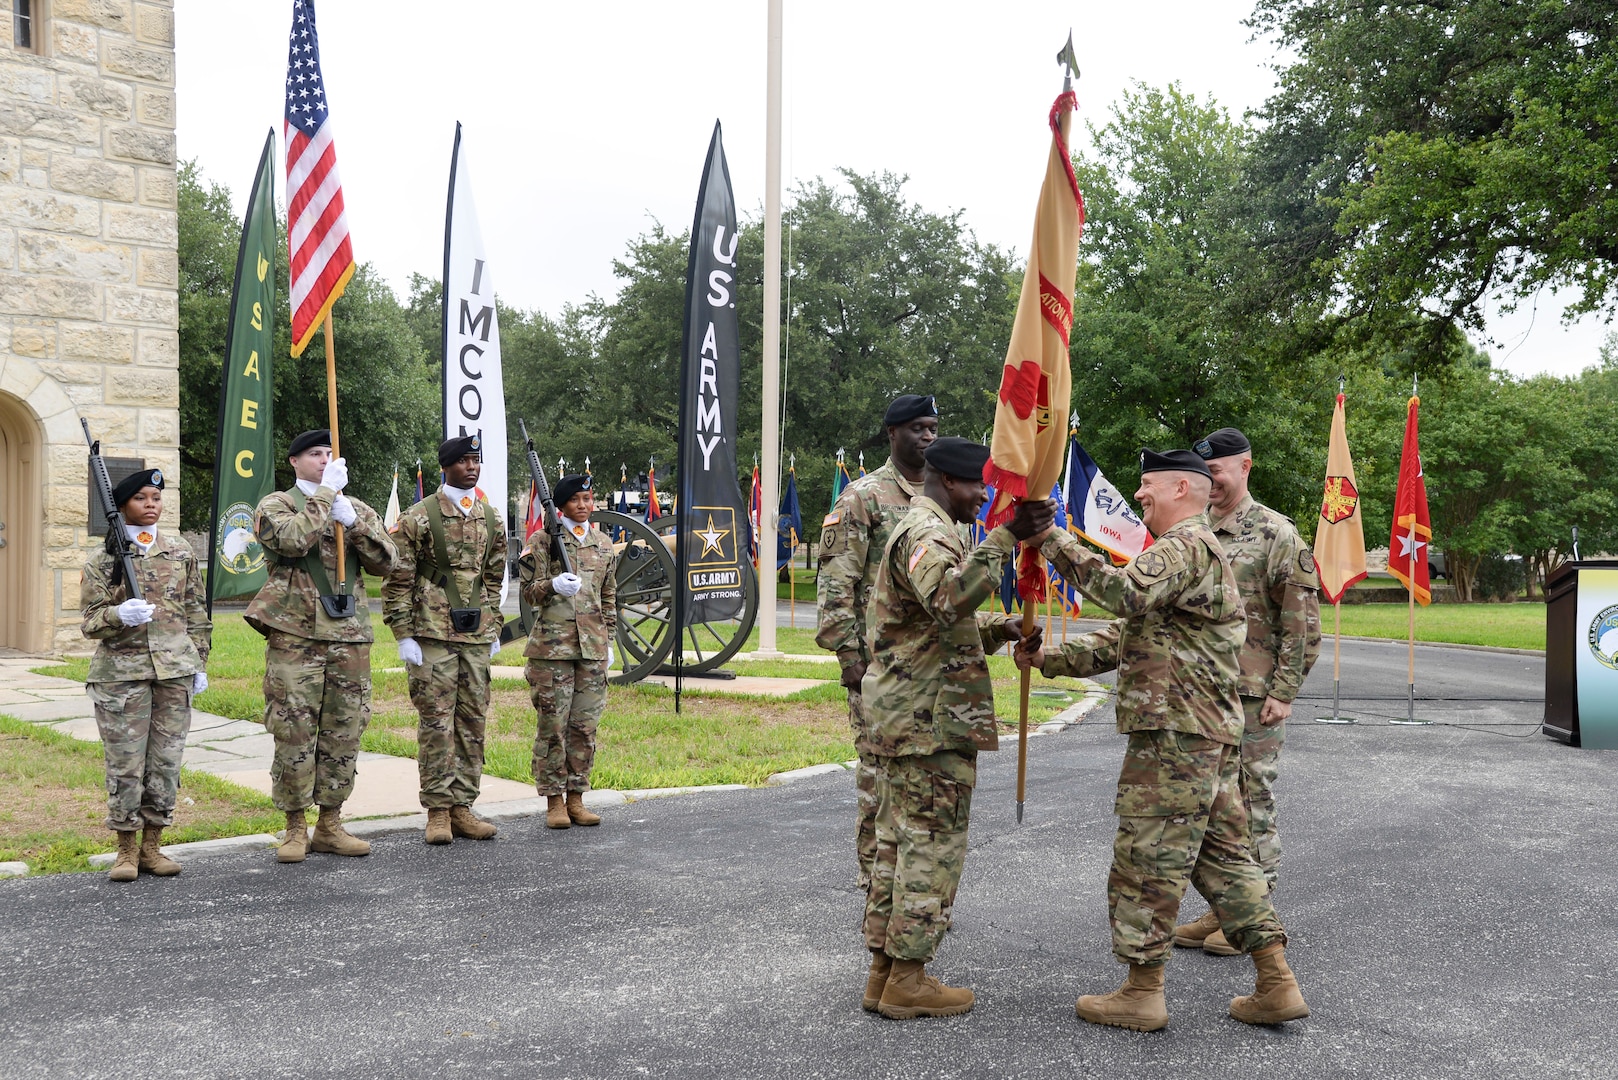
1135, 550, 1167, 578
697, 514, 731, 557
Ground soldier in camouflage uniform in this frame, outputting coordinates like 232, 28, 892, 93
81, 468, 211, 881
520, 474, 617, 830
858, 437, 1052, 1020
816, 392, 938, 890
1015, 449, 1308, 1030
246, 429, 396, 864
1175, 427, 1322, 956
383, 434, 507, 846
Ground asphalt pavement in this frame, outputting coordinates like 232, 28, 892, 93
5, 639, 1615, 1080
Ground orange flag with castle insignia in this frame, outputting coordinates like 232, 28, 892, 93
983, 91, 1085, 598
1313, 391, 1368, 603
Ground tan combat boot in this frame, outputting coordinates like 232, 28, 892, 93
545, 795, 570, 829
138, 825, 181, 876
449, 805, 498, 840
425, 808, 452, 845
309, 806, 371, 857
1172, 910, 1220, 948
277, 811, 308, 864
1076, 963, 1169, 1032
108, 830, 140, 882
565, 791, 600, 826
877, 958, 975, 1019
862, 951, 893, 1012
1202, 929, 1239, 956
1229, 943, 1310, 1025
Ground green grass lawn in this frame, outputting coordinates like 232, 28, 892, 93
0, 714, 292, 875
1329, 601, 1545, 650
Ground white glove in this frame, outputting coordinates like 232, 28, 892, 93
331, 494, 357, 527
397, 637, 424, 667
192, 672, 208, 694
319, 456, 348, 492
551, 573, 582, 597
607, 645, 615, 668
489, 639, 503, 660
116, 598, 156, 627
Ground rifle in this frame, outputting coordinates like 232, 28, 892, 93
83, 418, 142, 600
519, 418, 573, 577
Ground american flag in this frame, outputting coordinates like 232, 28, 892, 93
284, 0, 354, 358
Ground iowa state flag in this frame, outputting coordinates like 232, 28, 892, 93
1314, 392, 1368, 603
1063, 437, 1151, 565
983, 91, 1085, 537
1388, 394, 1432, 605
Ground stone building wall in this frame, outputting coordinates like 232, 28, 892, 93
0, 0, 179, 654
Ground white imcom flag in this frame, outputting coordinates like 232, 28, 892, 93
442, 122, 509, 603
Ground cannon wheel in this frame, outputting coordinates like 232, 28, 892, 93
646, 514, 758, 675
506, 510, 758, 685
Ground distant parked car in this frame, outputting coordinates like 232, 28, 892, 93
1429, 550, 1446, 580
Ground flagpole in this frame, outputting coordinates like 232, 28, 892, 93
755, 0, 785, 659
1015, 555, 1038, 824
322, 311, 347, 587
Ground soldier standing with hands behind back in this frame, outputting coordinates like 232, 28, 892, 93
815, 392, 938, 891
247, 430, 396, 864
1174, 427, 1321, 956
384, 434, 507, 846
1014, 449, 1308, 1031
521, 474, 617, 831
80, 468, 211, 882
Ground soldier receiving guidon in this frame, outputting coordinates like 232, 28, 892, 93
81, 468, 211, 882
384, 434, 507, 846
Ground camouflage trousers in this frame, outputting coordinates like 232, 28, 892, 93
1238, 695, 1285, 890
262, 631, 371, 812
1109, 728, 1285, 965
87, 677, 192, 831
864, 748, 977, 963
846, 688, 880, 891
408, 639, 491, 810
527, 657, 608, 795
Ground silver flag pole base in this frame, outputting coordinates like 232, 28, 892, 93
1016, 801, 1024, 824
1389, 683, 1433, 725
1315, 678, 1360, 723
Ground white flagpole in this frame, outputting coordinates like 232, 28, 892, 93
757, 0, 785, 657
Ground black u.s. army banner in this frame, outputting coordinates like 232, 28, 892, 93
206, 129, 278, 613
674, 121, 747, 628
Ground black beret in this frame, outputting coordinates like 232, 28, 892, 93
923, 436, 991, 481
884, 393, 940, 427
438, 433, 482, 467
552, 473, 592, 506
1194, 427, 1251, 460
112, 468, 164, 506
288, 429, 331, 457
1139, 448, 1212, 479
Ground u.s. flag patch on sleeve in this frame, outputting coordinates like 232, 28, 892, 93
907, 543, 928, 573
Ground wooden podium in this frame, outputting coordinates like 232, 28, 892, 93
1543, 560, 1618, 748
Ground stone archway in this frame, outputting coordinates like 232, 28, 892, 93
0, 389, 43, 653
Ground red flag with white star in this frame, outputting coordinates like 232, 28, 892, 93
1387, 395, 1431, 605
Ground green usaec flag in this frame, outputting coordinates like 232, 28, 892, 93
206, 130, 278, 612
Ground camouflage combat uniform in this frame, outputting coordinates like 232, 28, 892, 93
245, 484, 396, 812
1039, 516, 1286, 965
860, 497, 1017, 963
520, 521, 617, 796
80, 532, 211, 831
815, 457, 923, 889
1211, 494, 1322, 889
382, 488, 506, 810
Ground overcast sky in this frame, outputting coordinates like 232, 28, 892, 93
175, 0, 1612, 379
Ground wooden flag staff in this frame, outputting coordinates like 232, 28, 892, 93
322, 311, 350, 605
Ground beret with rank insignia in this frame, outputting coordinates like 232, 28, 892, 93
112, 468, 164, 506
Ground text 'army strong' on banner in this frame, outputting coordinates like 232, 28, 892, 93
675, 122, 748, 625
